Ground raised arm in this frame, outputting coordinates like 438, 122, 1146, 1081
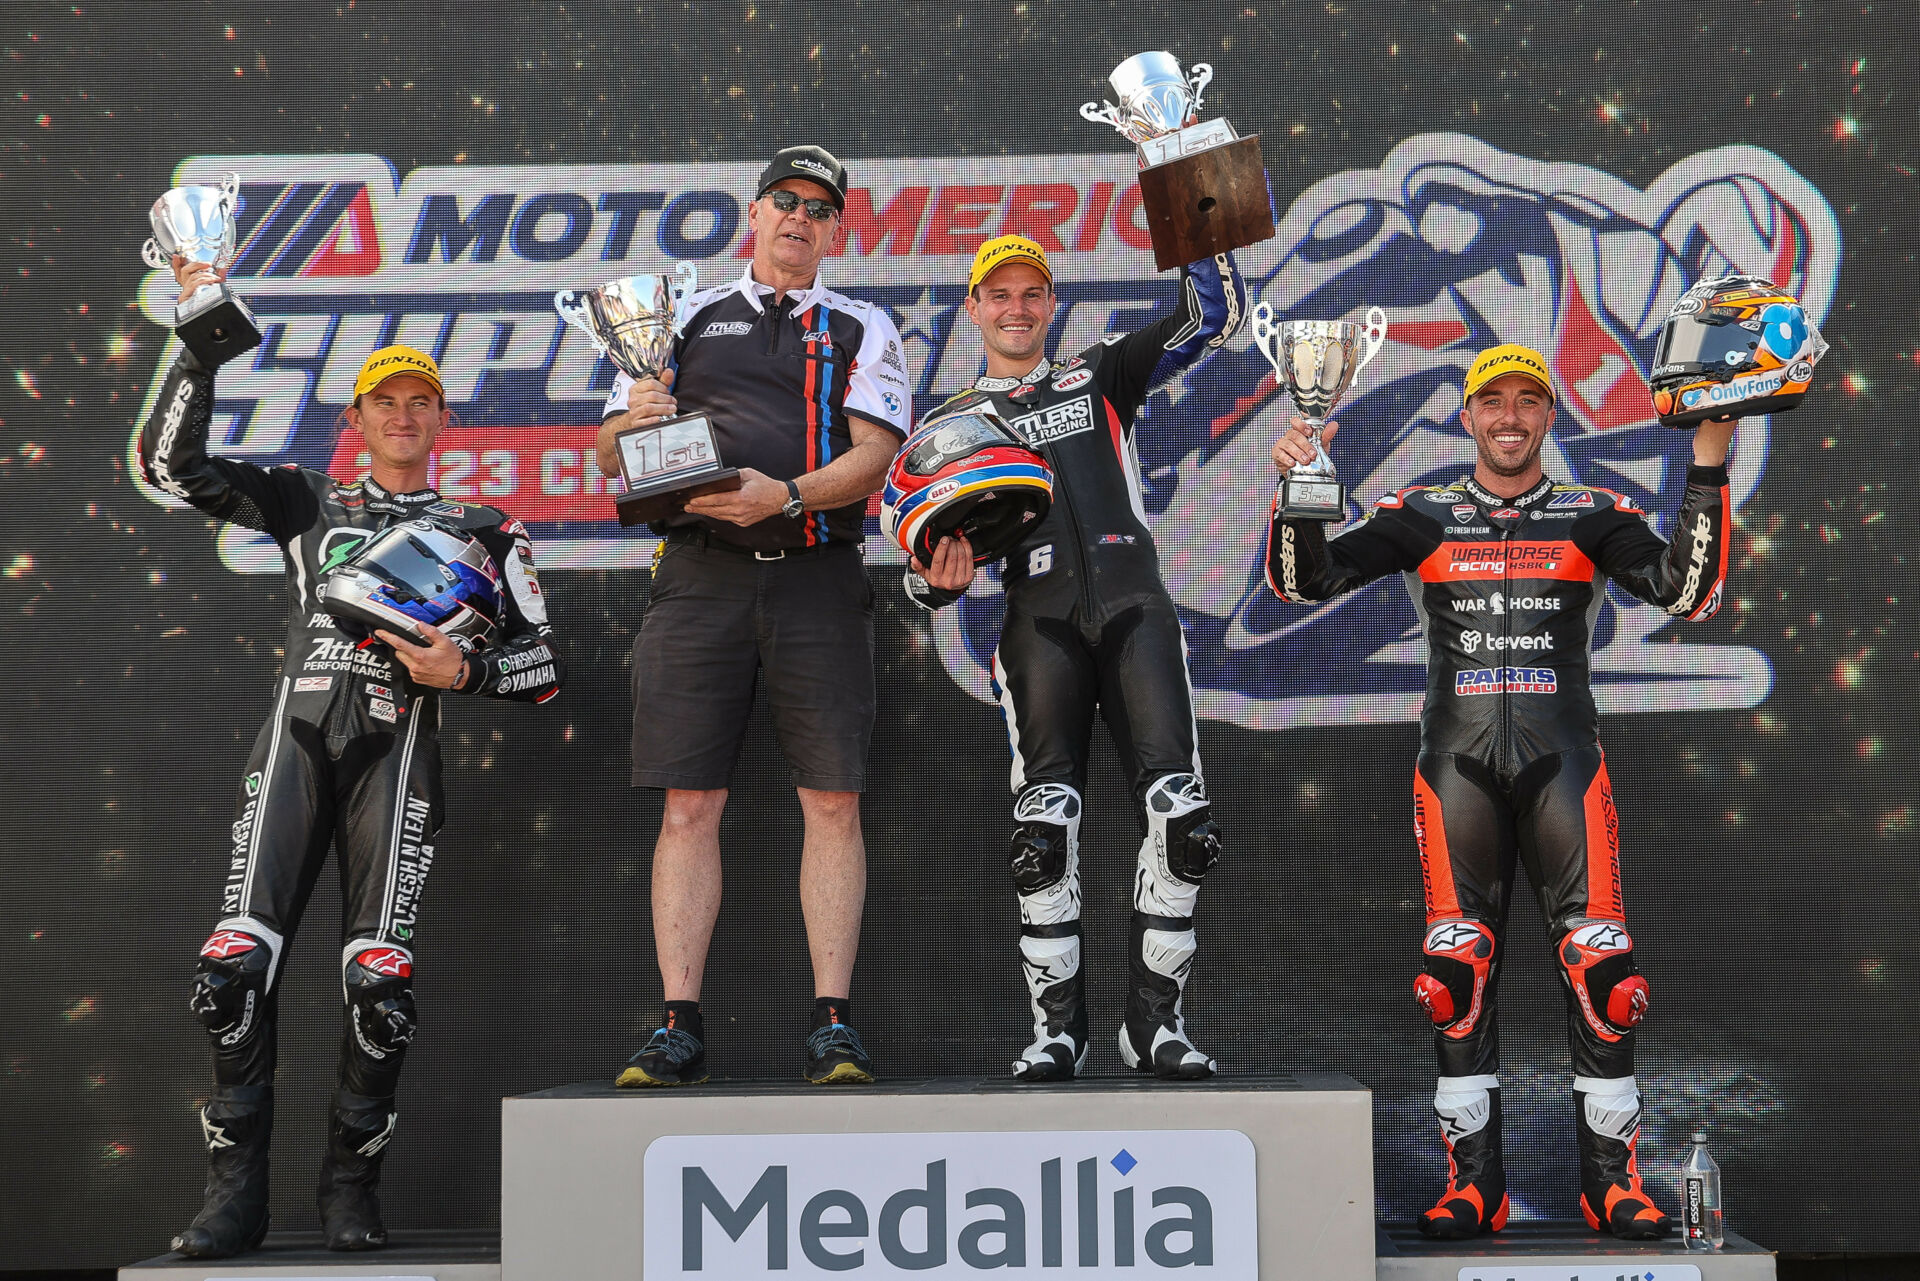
1107, 252, 1250, 410
1264, 417, 1422, 602
136, 347, 315, 542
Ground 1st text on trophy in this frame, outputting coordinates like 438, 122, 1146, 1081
142, 172, 262, 368
1253, 303, 1388, 522
1080, 52, 1274, 271
555, 265, 741, 527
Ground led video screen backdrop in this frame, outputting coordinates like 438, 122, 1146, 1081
2, 3, 1914, 1267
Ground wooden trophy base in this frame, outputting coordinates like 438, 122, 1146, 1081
1135, 132, 1275, 271
615, 468, 742, 527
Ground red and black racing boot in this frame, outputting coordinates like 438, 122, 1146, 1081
171, 1084, 273, 1258
1417, 1076, 1509, 1239
1575, 1077, 1670, 1240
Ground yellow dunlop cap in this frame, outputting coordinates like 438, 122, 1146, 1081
969, 234, 1052, 292
354, 345, 444, 400
1463, 343, 1554, 401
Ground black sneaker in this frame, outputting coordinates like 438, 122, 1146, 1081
616, 1026, 709, 1087
804, 1022, 875, 1084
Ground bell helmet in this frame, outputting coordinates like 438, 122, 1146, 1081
1648, 274, 1826, 428
881, 409, 1053, 566
320, 520, 502, 650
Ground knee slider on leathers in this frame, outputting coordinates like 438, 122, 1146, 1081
1147, 773, 1220, 884
1010, 785, 1083, 927
343, 942, 417, 1059
1416, 918, 1496, 1036
1009, 783, 1082, 894
1556, 920, 1648, 1039
191, 921, 282, 1047
1133, 774, 1219, 919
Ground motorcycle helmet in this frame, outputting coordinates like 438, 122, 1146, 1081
320, 519, 502, 650
881, 409, 1053, 566
1648, 274, 1826, 427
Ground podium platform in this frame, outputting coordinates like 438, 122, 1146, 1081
121, 1078, 1776, 1281
120, 1230, 500, 1279
503, 1072, 1374, 1280
1376, 1219, 1775, 1281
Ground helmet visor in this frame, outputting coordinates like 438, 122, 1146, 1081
1655, 310, 1760, 374
902, 413, 1017, 476
357, 530, 459, 603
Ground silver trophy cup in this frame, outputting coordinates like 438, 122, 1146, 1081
555, 264, 741, 526
1080, 51, 1213, 144
141, 171, 261, 367
553, 263, 698, 380
1252, 303, 1389, 521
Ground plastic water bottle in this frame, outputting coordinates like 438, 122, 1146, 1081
1681, 1131, 1724, 1250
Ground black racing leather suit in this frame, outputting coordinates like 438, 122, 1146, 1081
138, 351, 563, 1105
907, 253, 1248, 795
906, 254, 1247, 1076
1265, 464, 1730, 1081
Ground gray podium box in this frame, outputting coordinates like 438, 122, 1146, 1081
502, 1073, 1374, 1281
1376, 1220, 1776, 1281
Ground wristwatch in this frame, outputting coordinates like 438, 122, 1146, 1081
781, 479, 804, 520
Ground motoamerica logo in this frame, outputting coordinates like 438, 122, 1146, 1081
643, 1130, 1256, 1278
129, 141, 1834, 732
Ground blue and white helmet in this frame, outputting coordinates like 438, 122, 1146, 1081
320, 520, 502, 650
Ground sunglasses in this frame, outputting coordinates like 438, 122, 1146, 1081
765, 189, 838, 221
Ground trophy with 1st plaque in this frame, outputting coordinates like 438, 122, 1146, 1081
1080, 52, 1274, 270
1252, 302, 1388, 521
554, 264, 741, 526
141, 171, 262, 368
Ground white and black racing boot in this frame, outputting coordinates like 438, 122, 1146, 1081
1119, 774, 1220, 1080
1118, 911, 1217, 1079
316, 1090, 395, 1251
1012, 924, 1089, 1081
171, 1084, 273, 1258
1007, 783, 1089, 1081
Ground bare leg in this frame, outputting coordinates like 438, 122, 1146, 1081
795, 788, 865, 998
652, 788, 727, 1002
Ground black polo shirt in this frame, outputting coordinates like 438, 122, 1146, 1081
604, 266, 910, 552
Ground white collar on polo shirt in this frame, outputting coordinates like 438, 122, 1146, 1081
735, 265, 828, 315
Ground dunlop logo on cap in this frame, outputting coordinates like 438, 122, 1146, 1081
1464, 343, 1555, 400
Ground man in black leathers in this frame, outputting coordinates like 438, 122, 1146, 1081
907, 234, 1246, 1081
1264, 343, 1737, 1239
138, 260, 563, 1257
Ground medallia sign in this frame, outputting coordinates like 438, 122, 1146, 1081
641, 1129, 1257, 1278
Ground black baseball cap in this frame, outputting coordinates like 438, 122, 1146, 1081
755, 144, 848, 211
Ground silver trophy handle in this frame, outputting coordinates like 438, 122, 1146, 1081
219, 171, 241, 202
1080, 99, 1130, 135
1186, 62, 1213, 118
141, 237, 171, 270
1250, 300, 1284, 377
1352, 305, 1389, 376
667, 260, 698, 331
553, 290, 610, 358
